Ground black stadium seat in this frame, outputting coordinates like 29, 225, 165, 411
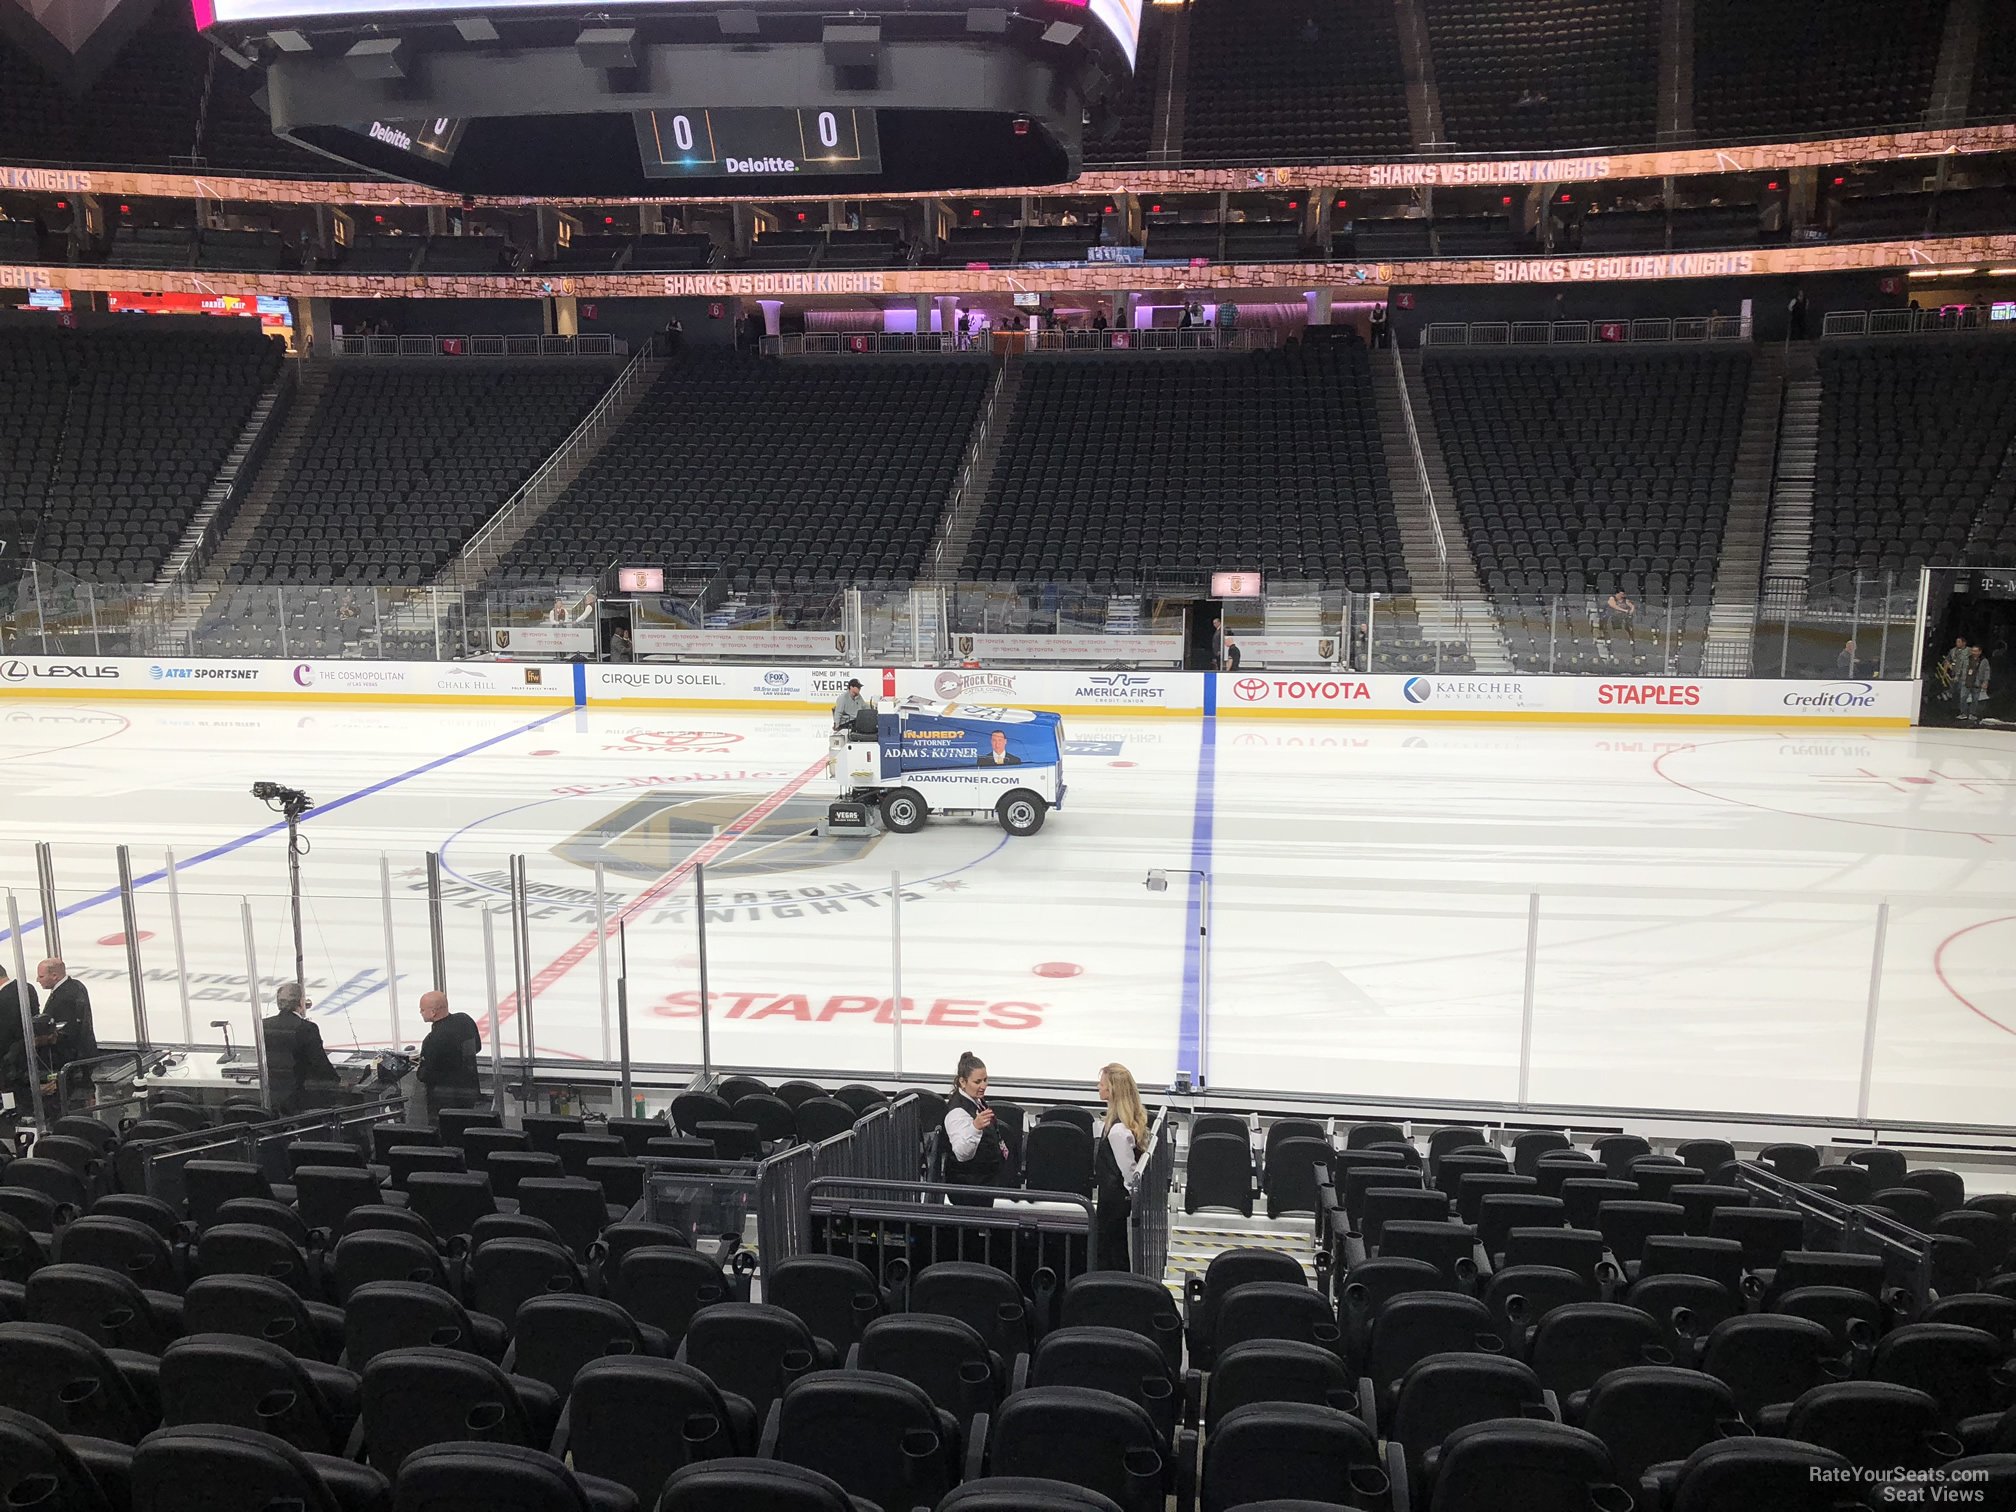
499, 353, 989, 592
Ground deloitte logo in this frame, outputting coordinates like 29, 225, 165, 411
1403, 677, 1434, 704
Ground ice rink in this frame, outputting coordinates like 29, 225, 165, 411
2, 699, 2013, 1128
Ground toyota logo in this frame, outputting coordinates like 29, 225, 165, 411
1232, 677, 1268, 702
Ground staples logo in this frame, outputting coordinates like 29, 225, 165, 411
1597, 683, 1701, 707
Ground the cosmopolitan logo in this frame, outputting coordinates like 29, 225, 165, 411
661, 272, 887, 296
1784, 681, 1879, 709
1, 660, 118, 682
1367, 157, 1611, 188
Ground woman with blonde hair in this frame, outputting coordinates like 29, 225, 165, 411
1096, 1062, 1148, 1270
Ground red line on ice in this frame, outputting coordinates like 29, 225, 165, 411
489, 756, 829, 1027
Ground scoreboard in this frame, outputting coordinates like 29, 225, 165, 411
635, 107, 881, 180
200, 0, 1139, 193
197, 0, 1140, 66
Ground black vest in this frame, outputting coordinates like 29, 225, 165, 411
943, 1091, 1006, 1186
1096, 1124, 1134, 1203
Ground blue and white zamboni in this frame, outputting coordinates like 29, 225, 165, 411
827, 697, 1066, 836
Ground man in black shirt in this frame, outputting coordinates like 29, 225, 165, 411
0, 963, 38, 1108
36, 958, 95, 1072
417, 989, 484, 1121
263, 981, 340, 1113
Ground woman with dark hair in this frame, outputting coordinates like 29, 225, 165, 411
942, 1051, 1009, 1207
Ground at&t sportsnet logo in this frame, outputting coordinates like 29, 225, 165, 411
1784, 681, 1879, 710
148, 665, 255, 682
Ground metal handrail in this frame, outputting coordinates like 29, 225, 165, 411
332, 333, 627, 358
1423, 315, 1750, 347
1821, 304, 2016, 339
763, 328, 1269, 357
1388, 343, 1450, 598
929, 359, 1011, 579
445, 335, 660, 593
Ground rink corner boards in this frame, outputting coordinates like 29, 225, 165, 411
0, 659, 1921, 727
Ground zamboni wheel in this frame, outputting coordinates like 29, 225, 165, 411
997, 791, 1047, 836
880, 788, 929, 833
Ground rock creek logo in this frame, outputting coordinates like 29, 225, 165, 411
935, 670, 1018, 699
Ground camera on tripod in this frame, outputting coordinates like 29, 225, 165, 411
251, 781, 313, 812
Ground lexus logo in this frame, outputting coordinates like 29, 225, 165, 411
1232, 677, 1268, 702
0, 660, 26, 683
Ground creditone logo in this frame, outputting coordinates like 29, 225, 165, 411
1597, 683, 1701, 707
1784, 681, 1880, 710
1233, 677, 1372, 703
1403, 677, 1433, 704
4, 660, 118, 683
934, 670, 1017, 699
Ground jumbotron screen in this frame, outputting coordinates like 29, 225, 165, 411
194, 0, 1141, 67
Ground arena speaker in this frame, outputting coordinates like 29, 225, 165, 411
576, 27, 640, 70
344, 36, 411, 79
822, 19, 882, 66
